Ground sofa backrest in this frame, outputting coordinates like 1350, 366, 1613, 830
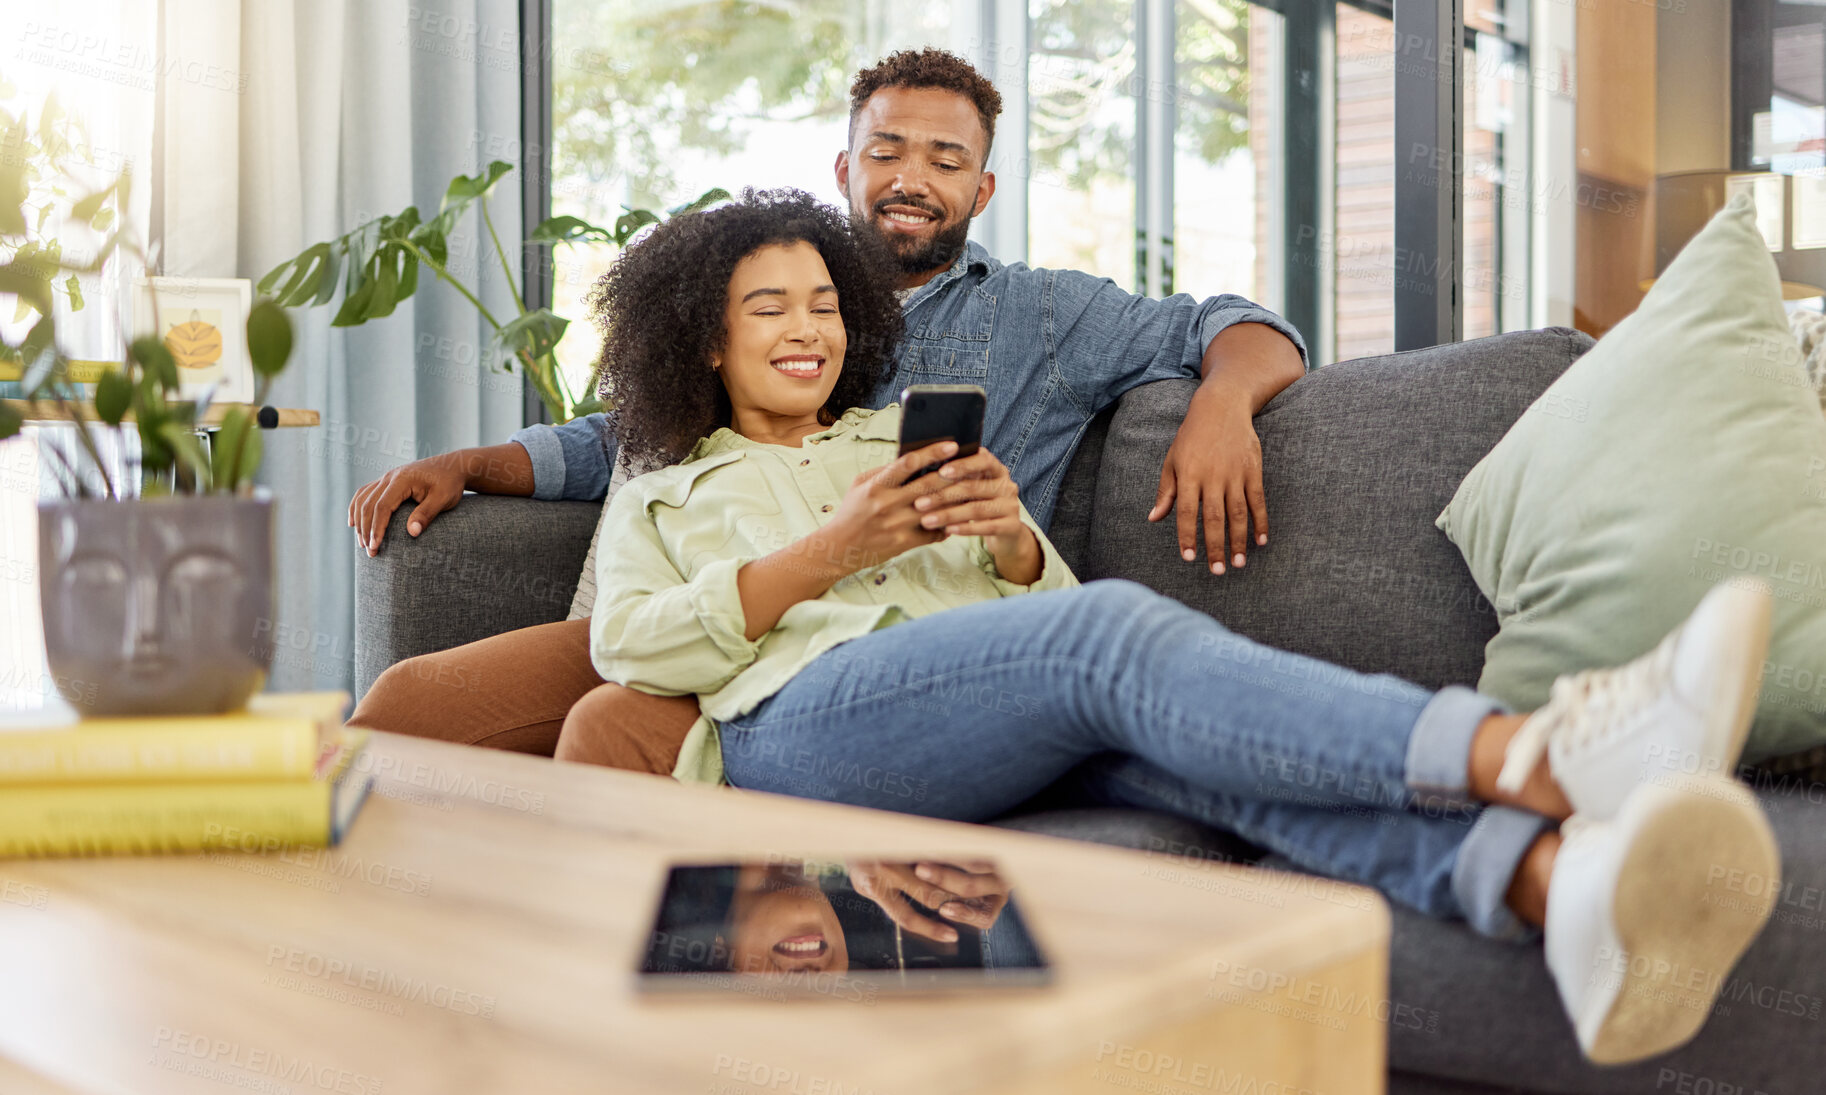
1052, 327, 1594, 691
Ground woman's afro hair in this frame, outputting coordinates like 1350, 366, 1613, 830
588, 187, 905, 469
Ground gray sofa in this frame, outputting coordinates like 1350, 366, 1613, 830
355, 329, 1826, 1094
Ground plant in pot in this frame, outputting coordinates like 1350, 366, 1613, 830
0, 90, 296, 717
259, 160, 726, 423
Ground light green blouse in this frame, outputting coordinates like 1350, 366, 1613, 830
589, 404, 1079, 785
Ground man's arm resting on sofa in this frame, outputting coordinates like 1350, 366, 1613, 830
1148, 321, 1306, 575
349, 413, 615, 556
350, 442, 535, 556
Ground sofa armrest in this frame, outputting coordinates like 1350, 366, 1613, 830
351, 496, 603, 697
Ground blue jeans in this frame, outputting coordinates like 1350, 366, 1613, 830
719, 581, 1551, 940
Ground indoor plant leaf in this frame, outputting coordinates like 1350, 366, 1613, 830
331, 256, 381, 327
129, 335, 179, 392
528, 215, 613, 245
63, 274, 81, 312
70, 182, 116, 224
442, 160, 515, 208
93, 368, 131, 425
211, 405, 253, 490
491, 308, 570, 363
246, 298, 293, 380
611, 209, 661, 247
0, 258, 54, 316
667, 187, 732, 216
156, 421, 213, 491
362, 253, 401, 321
312, 238, 342, 306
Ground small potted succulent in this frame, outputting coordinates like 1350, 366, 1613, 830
0, 87, 295, 716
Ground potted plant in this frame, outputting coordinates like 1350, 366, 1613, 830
258, 160, 726, 423
0, 87, 296, 717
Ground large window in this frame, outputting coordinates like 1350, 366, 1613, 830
546, 1, 969, 398
545, 0, 1533, 380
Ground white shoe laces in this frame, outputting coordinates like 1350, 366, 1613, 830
1494, 635, 1679, 796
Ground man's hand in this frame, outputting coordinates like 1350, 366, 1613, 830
348, 442, 534, 557
1148, 390, 1267, 575
1148, 321, 1303, 574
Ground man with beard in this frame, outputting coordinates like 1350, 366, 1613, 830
348, 48, 1307, 769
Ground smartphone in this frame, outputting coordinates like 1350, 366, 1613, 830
897, 384, 986, 481
635, 857, 1052, 997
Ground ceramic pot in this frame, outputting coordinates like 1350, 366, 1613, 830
38, 495, 275, 716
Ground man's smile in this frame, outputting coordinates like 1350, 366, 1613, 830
877, 202, 940, 233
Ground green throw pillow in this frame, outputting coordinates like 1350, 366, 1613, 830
1437, 192, 1826, 762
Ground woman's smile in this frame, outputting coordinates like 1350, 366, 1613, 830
770, 353, 825, 379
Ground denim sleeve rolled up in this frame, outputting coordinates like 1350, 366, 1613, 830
1041, 268, 1311, 413
508, 412, 616, 501
586, 404, 1081, 785
883, 243, 1308, 532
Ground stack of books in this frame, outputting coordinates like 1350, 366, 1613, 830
0, 692, 374, 857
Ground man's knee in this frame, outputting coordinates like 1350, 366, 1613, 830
351, 652, 475, 732
557, 684, 697, 773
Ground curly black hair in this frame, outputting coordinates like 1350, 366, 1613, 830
589, 188, 905, 469
849, 49, 1004, 159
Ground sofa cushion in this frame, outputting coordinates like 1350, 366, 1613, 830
1076, 329, 1592, 691
1438, 194, 1826, 761
1372, 783, 1826, 1094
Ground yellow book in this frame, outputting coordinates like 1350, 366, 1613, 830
0, 692, 348, 784
0, 729, 373, 858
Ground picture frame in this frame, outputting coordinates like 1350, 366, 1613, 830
131, 277, 256, 404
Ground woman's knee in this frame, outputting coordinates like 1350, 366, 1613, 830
1073, 579, 1201, 630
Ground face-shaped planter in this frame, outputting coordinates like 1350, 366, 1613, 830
38, 496, 275, 716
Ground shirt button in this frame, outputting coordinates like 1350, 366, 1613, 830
800, 459, 810, 467
820, 504, 832, 513
873, 573, 887, 585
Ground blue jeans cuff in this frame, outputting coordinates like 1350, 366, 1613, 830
1452, 805, 1553, 941
1405, 685, 1506, 806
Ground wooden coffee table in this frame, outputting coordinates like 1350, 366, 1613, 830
0, 730, 1391, 1094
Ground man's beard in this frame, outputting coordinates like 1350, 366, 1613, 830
863, 199, 972, 275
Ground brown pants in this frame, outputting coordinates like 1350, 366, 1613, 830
347, 617, 700, 775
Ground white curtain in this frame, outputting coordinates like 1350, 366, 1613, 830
162, 0, 527, 693
0, 1, 158, 712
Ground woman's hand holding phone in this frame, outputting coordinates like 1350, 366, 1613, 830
912, 449, 1043, 585
820, 440, 961, 571
734, 440, 958, 640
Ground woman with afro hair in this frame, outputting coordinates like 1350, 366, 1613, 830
581, 189, 1780, 1065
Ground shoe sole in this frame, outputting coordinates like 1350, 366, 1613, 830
1582, 779, 1780, 1064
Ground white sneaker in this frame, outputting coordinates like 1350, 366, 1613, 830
1496, 581, 1772, 818
1545, 777, 1780, 1064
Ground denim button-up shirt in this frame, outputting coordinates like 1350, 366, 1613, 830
513, 241, 1307, 531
